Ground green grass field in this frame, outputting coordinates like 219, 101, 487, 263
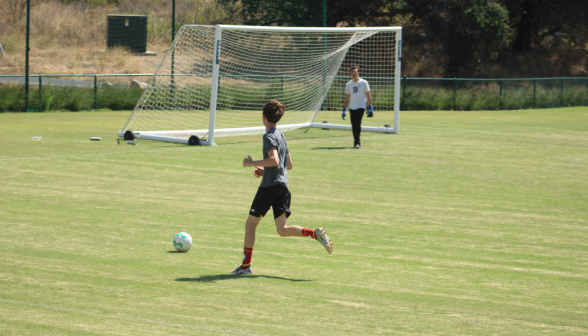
1, 108, 587, 335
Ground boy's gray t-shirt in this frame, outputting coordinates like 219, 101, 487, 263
260, 128, 289, 189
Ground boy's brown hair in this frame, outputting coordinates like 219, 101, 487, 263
263, 100, 285, 124
349, 66, 359, 73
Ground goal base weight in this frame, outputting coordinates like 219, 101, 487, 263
116, 132, 216, 146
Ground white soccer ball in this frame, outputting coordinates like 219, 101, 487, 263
173, 232, 193, 252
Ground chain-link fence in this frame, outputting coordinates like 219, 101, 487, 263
402, 77, 588, 110
1, 75, 587, 112
0, 74, 151, 112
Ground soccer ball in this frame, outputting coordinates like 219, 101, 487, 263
173, 232, 193, 252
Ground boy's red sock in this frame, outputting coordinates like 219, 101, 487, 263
242, 247, 253, 269
302, 228, 316, 240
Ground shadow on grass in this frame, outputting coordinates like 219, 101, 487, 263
176, 274, 314, 283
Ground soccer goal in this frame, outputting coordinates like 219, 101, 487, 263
118, 25, 402, 145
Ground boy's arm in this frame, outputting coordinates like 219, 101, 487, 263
342, 94, 350, 120
243, 146, 279, 167
251, 149, 289, 178
286, 152, 293, 170
343, 94, 350, 109
366, 91, 373, 106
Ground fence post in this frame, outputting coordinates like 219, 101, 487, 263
94, 75, 98, 110
39, 75, 43, 112
533, 79, 536, 109
24, 0, 30, 112
561, 77, 564, 107
499, 79, 503, 110
453, 78, 457, 111
402, 75, 406, 110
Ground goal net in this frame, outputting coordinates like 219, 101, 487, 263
118, 25, 402, 145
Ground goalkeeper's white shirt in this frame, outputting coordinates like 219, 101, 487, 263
345, 78, 371, 110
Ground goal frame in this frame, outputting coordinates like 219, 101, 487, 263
117, 24, 402, 145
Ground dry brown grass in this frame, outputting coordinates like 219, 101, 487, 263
0, 0, 230, 75
1, 42, 169, 75
1, 1, 585, 78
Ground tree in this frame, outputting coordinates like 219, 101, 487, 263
404, 0, 512, 76
325, 0, 390, 27
443, 0, 512, 76
218, 0, 326, 27
502, 0, 588, 51
326, 0, 512, 76
324, 0, 587, 76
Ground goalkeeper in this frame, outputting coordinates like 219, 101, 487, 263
231, 100, 333, 275
342, 66, 373, 149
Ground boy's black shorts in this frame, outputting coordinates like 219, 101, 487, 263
249, 184, 291, 219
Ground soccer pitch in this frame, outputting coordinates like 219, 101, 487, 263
1, 108, 587, 335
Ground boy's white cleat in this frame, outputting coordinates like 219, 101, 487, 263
230, 264, 252, 274
314, 228, 333, 253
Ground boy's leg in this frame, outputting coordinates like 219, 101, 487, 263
242, 215, 261, 268
232, 186, 272, 274
272, 187, 316, 239
274, 213, 333, 253
350, 109, 360, 145
350, 109, 364, 146
231, 215, 261, 274
274, 213, 304, 237
245, 214, 261, 248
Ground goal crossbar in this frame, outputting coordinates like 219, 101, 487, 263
190, 24, 402, 33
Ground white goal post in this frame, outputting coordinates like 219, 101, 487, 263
118, 25, 402, 145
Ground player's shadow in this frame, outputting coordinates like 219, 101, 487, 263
176, 274, 314, 283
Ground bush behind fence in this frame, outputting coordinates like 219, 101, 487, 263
1, 75, 587, 112
402, 77, 588, 111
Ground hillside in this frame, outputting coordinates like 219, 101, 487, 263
0, 0, 218, 76
1, 0, 586, 78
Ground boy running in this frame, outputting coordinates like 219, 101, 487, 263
231, 100, 333, 275
342, 66, 373, 149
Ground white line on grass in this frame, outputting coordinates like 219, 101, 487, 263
0, 298, 265, 336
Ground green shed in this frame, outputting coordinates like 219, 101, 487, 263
107, 15, 148, 53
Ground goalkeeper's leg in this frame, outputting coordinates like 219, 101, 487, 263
350, 109, 365, 147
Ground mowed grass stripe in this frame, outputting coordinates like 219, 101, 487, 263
0, 108, 587, 335
0, 298, 265, 336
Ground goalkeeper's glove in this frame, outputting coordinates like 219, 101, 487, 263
342, 108, 346, 120
367, 105, 374, 118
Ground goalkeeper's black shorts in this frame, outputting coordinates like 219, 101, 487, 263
249, 184, 291, 219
